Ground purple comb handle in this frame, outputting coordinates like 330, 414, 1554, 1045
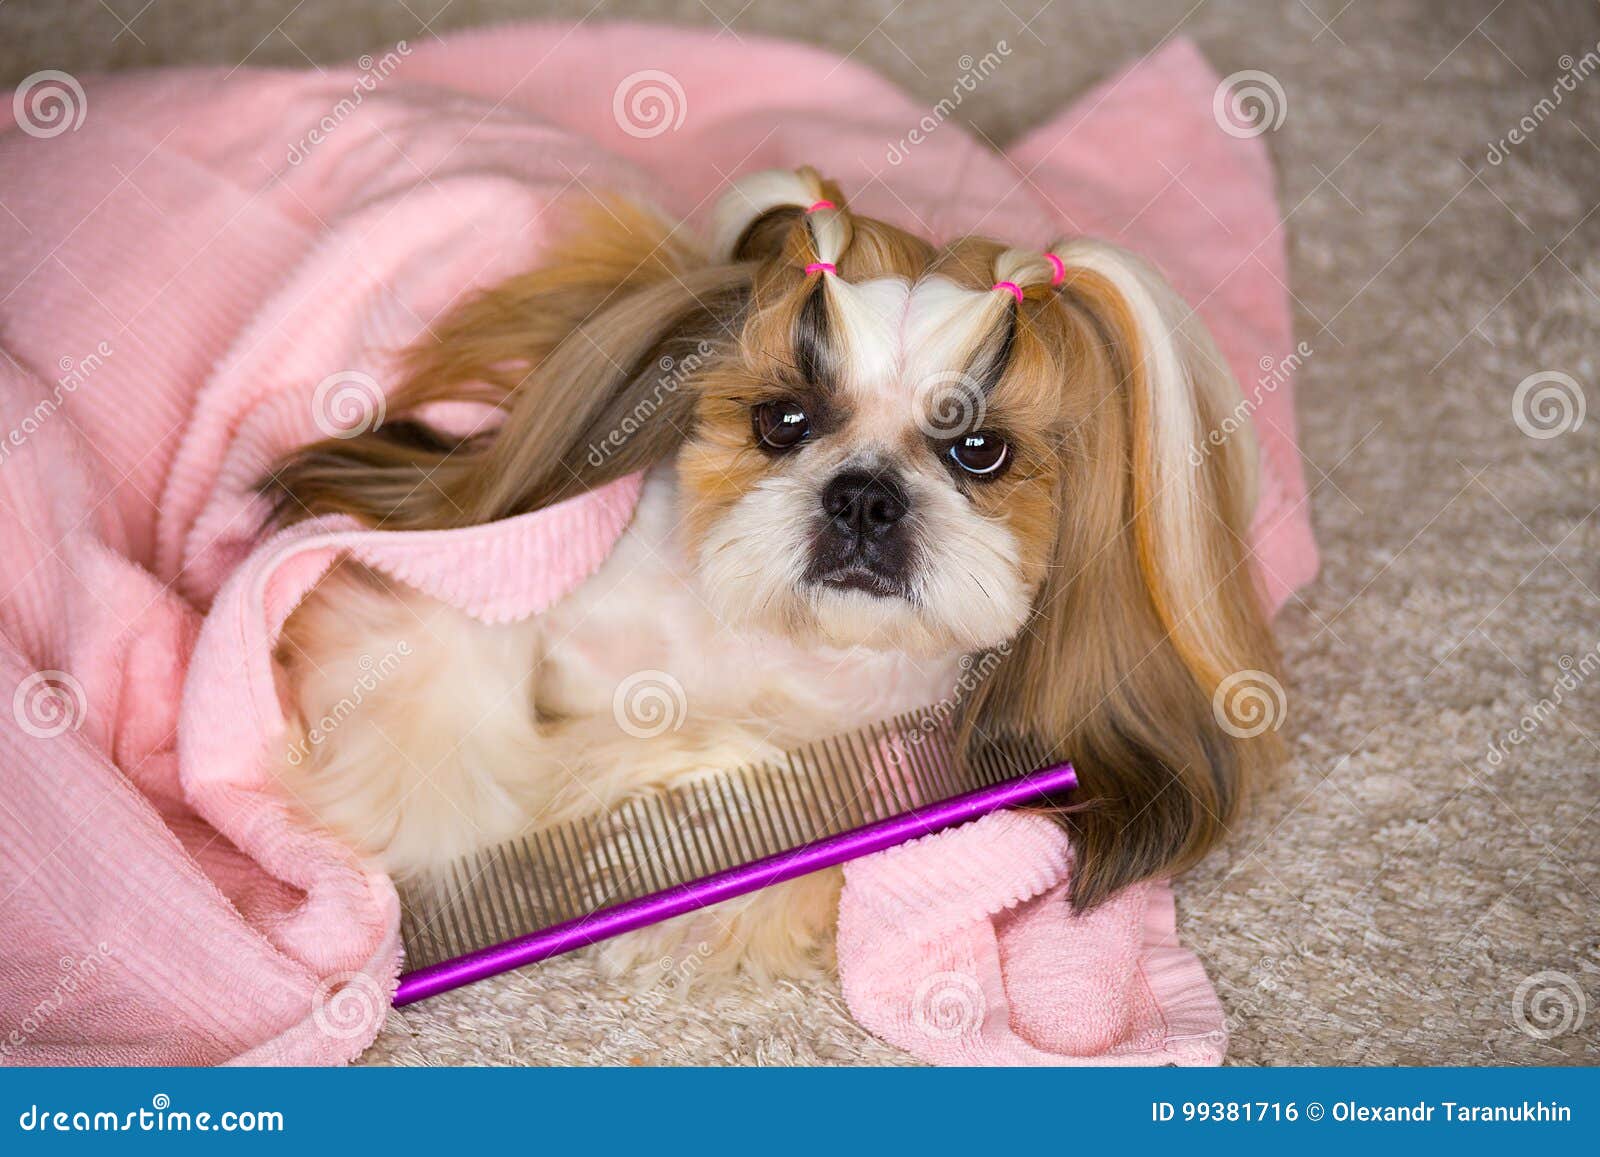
394, 761, 1077, 1006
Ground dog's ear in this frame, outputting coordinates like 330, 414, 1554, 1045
969, 239, 1281, 909
262, 196, 751, 529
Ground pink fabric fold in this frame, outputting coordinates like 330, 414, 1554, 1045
838, 814, 1226, 1065
0, 23, 1315, 1066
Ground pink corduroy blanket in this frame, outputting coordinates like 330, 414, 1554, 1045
0, 24, 1317, 1066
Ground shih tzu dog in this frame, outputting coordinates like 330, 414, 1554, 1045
264, 167, 1279, 978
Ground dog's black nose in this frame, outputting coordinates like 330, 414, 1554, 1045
822, 470, 907, 536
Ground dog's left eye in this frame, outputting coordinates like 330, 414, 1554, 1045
753, 400, 811, 451
949, 432, 1010, 478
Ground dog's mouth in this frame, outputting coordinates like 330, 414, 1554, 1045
812, 565, 908, 600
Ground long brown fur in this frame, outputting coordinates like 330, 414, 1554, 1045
262, 197, 750, 529
960, 261, 1278, 908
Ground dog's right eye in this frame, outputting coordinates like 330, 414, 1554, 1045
948, 431, 1010, 478
753, 400, 811, 451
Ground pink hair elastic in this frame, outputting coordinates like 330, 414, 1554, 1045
806, 200, 835, 213
993, 280, 1024, 303
1044, 252, 1066, 286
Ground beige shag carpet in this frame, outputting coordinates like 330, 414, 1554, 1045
6, 0, 1596, 1066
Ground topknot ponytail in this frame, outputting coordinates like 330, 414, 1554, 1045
991, 248, 1059, 297
709, 166, 850, 266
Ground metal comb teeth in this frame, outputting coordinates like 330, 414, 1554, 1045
393, 708, 1073, 1003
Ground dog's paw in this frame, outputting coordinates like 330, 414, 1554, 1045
594, 868, 842, 995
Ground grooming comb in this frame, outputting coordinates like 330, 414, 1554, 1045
393, 709, 1076, 1004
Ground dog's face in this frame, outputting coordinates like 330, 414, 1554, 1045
680, 263, 1071, 657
